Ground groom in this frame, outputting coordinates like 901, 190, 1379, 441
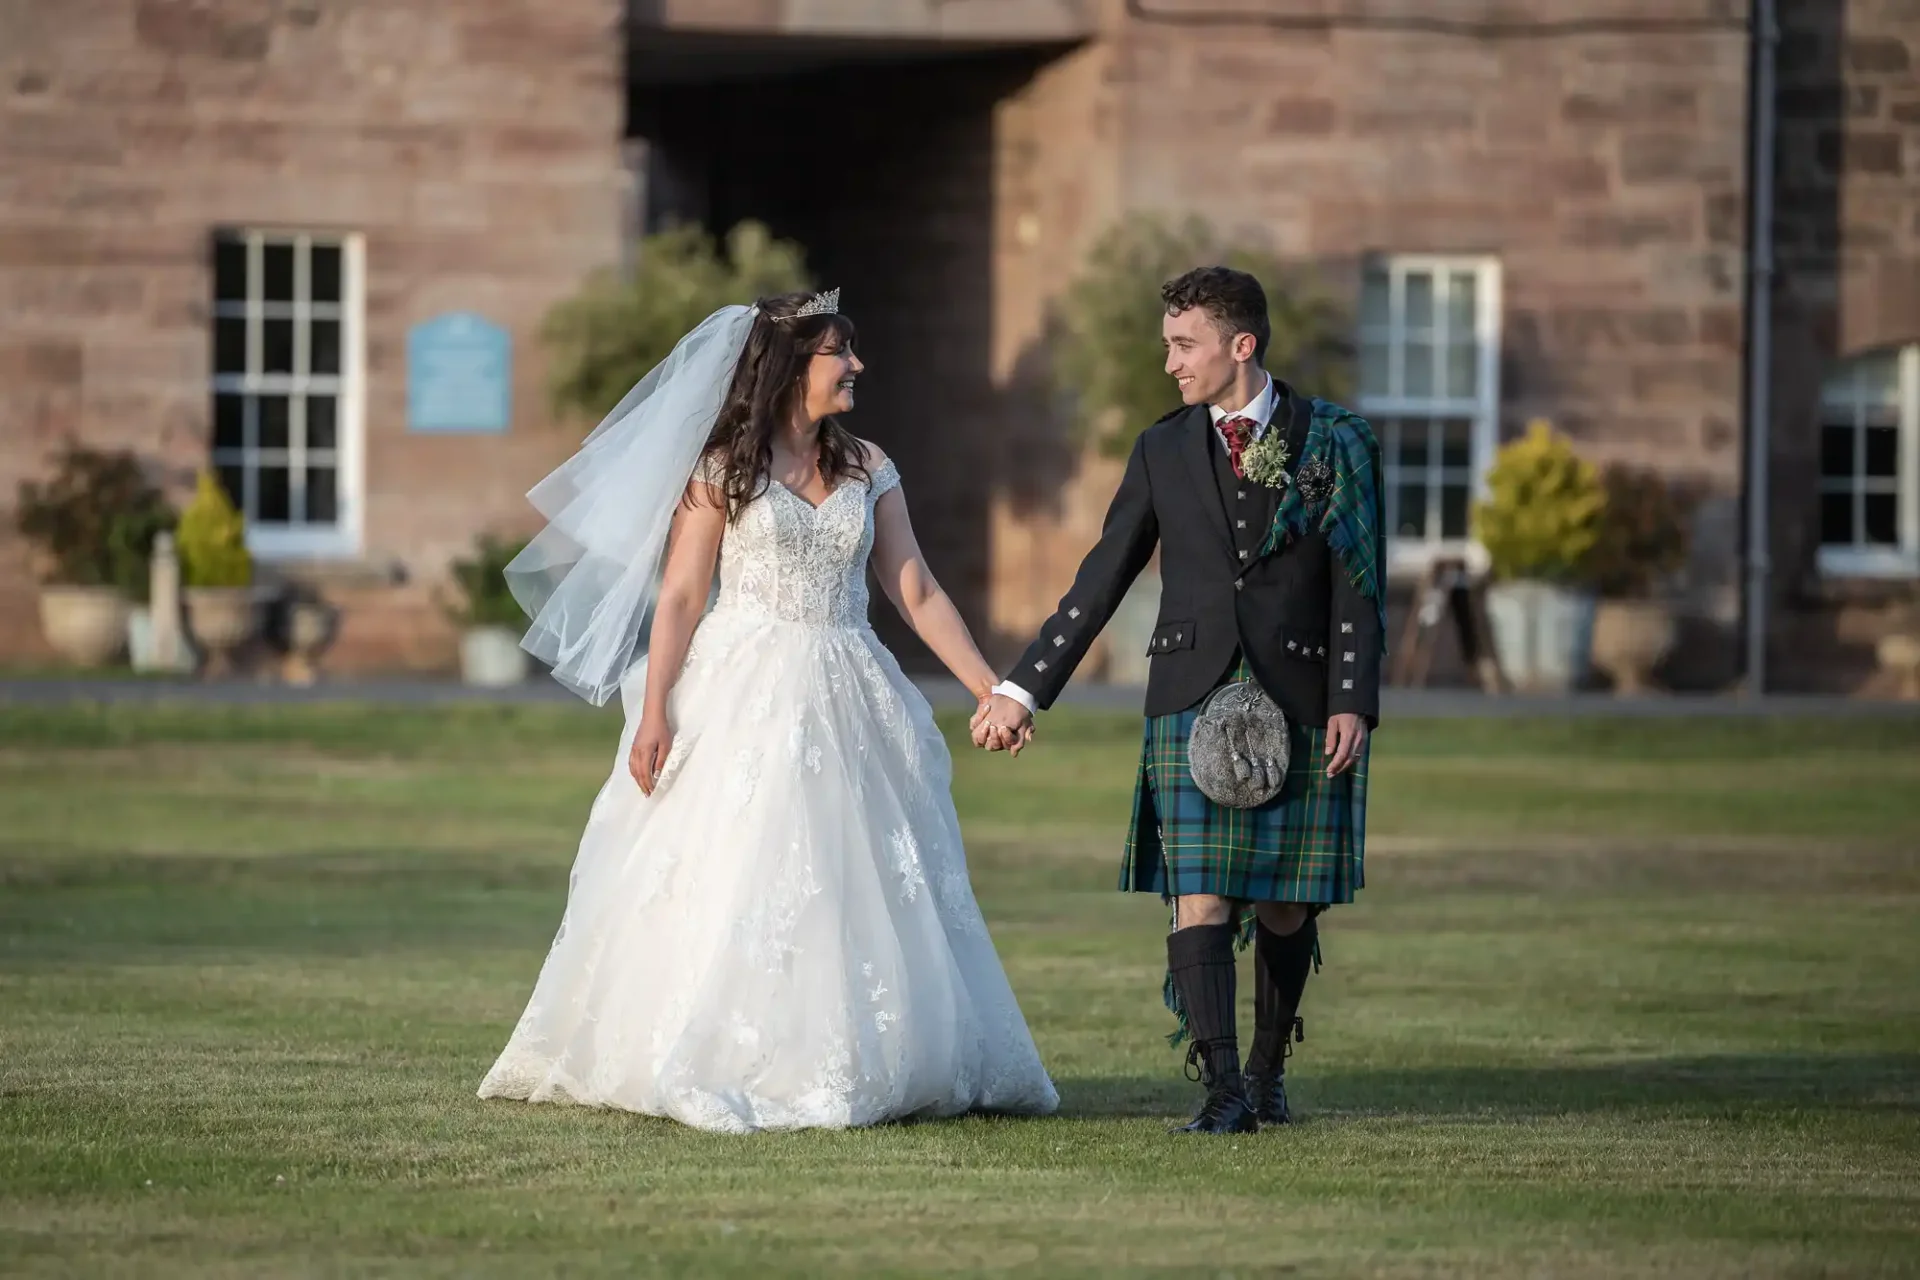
977, 266, 1385, 1134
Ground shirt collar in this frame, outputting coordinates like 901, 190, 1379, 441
1208, 373, 1276, 436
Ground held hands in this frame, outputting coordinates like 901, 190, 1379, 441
1325, 712, 1368, 778
629, 712, 674, 795
970, 692, 1035, 757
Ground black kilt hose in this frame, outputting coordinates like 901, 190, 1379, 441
1121, 655, 1367, 906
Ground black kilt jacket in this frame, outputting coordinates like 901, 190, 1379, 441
1006, 383, 1383, 728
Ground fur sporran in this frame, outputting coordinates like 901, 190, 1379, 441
1187, 680, 1290, 808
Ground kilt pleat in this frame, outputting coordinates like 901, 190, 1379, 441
1120, 657, 1367, 904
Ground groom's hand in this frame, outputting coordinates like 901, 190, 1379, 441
974, 693, 1035, 757
1325, 712, 1369, 778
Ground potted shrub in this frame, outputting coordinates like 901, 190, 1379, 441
15, 445, 175, 667
176, 470, 257, 675
1472, 420, 1606, 693
1586, 464, 1697, 695
544, 220, 810, 423
446, 534, 531, 687
1051, 213, 1351, 460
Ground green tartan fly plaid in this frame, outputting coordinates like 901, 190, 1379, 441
1261, 400, 1388, 641
1120, 657, 1368, 905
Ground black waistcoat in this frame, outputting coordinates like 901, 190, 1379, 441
1205, 420, 1283, 683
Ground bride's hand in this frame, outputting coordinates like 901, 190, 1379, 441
630, 713, 673, 795
970, 699, 1017, 753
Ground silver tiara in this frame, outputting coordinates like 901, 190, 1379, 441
792, 287, 840, 318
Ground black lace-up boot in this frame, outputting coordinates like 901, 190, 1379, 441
1166, 922, 1258, 1135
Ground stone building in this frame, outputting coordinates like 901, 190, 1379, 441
2, 0, 1915, 691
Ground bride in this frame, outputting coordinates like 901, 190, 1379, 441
476, 290, 1059, 1132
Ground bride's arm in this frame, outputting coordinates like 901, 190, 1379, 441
866, 451, 1001, 708
630, 481, 727, 793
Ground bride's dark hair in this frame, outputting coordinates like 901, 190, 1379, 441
700, 292, 871, 521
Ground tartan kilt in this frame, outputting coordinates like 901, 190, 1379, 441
1120, 656, 1368, 904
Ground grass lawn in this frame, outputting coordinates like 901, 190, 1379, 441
1, 702, 1917, 1277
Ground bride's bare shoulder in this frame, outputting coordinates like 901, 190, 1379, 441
853, 438, 891, 470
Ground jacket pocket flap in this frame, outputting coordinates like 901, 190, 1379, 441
1147, 620, 1196, 655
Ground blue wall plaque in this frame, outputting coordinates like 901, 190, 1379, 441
407, 312, 511, 433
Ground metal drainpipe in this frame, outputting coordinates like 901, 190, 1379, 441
1743, 0, 1780, 697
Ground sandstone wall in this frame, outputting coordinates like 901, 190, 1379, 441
0, 0, 628, 670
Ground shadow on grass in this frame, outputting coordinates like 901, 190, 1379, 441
1057, 1052, 1920, 1121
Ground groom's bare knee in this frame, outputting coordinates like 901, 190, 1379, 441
1174, 894, 1235, 929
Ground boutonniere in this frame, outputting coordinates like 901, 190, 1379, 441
1240, 430, 1292, 489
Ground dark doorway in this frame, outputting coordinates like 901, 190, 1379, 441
628, 32, 1071, 670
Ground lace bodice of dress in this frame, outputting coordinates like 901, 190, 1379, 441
700, 456, 901, 628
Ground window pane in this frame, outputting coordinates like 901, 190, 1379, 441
1444, 342, 1477, 398
1864, 493, 1898, 545
1398, 420, 1430, 468
1376, 418, 1402, 468
1440, 481, 1470, 539
311, 244, 343, 303
263, 319, 294, 374
311, 319, 341, 376
214, 238, 248, 302
1446, 271, 1477, 337
263, 243, 296, 302
308, 466, 338, 524
1404, 271, 1434, 331
1440, 418, 1473, 468
259, 395, 290, 450
214, 316, 248, 374
216, 464, 249, 517
1404, 341, 1435, 397
1820, 492, 1854, 545
1360, 341, 1390, 396
307, 395, 337, 450
1820, 423, 1855, 478
258, 466, 291, 522
213, 393, 245, 450
1864, 425, 1898, 478
1360, 266, 1390, 328
1396, 482, 1429, 539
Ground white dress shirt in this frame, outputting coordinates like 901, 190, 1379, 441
992, 375, 1276, 715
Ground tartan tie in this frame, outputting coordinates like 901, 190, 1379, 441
1219, 416, 1256, 479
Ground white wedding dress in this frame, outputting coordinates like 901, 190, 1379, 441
478, 457, 1059, 1132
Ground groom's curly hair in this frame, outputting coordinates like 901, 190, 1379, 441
1162, 266, 1270, 363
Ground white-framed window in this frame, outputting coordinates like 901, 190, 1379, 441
1356, 255, 1502, 573
210, 229, 364, 559
1819, 343, 1920, 578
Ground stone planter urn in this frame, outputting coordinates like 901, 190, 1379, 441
1590, 598, 1678, 696
1877, 631, 1920, 701
184, 586, 258, 676
1483, 580, 1596, 694
460, 625, 529, 688
38, 585, 131, 668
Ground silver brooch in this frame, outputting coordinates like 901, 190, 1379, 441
1293, 456, 1334, 508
